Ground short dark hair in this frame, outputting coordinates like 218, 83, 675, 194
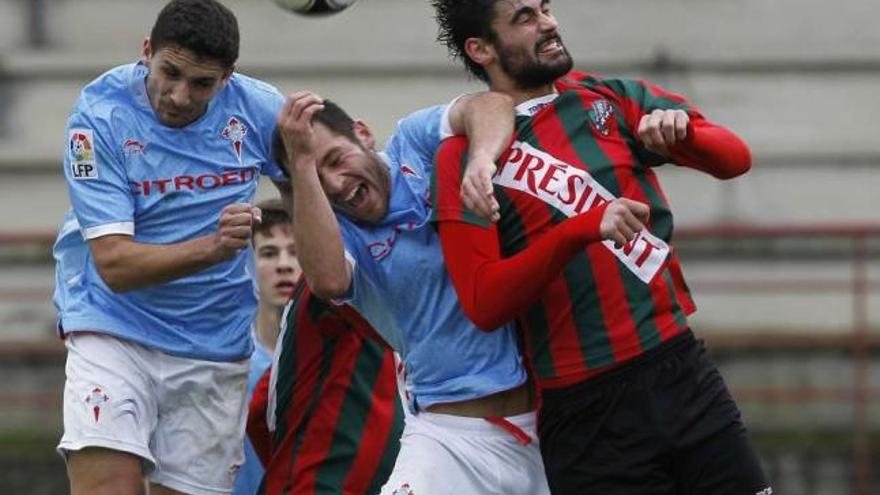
253, 199, 290, 238
432, 0, 500, 82
150, 0, 240, 68
272, 99, 359, 170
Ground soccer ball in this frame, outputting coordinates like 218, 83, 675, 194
273, 0, 357, 16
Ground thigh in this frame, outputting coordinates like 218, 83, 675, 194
539, 382, 675, 495
59, 333, 158, 468
147, 356, 249, 495
672, 350, 771, 495
380, 429, 472, 495
68, 447, 144, 495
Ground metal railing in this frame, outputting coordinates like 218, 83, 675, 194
0, 225, 878, 493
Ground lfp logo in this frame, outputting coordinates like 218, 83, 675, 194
69, 128, 98, 180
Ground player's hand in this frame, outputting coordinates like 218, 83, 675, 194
461, 152, 500, 222
276, 91, 326, 174
637, 109, 689, 157
213, 203, 261, 261
600, 198, 650, 248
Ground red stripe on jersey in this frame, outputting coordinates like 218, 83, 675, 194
504, 183, 589, 380
573, 88, 681, 347
342, 351, 399, 493
287, 337, 365, 493
531, 101, 641, 362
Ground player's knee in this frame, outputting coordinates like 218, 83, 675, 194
67, 447, 144, 495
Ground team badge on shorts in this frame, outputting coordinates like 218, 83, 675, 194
84, 387, 110, 423
222, 116, 248, 164
69, 129, 98, 180
589, 99, 614, 136
391, 483, 415, 495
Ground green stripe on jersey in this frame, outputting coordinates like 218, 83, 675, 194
313, 340, 387, 493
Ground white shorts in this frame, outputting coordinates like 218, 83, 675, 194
58, 332, 250, 495
380, 411, 551, 495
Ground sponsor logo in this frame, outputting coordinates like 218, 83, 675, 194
756, 488, 773, 495
400, 164, 421, 179
130, 167, 257, 197
84, 387, 109, 423
221, 117, 248, 164
69, 129, 98, 180
391, 483, 415, 495
589, 99, 614, 136
367, 221, 416, 261
495, 141, 669, 284
122, 138, 147, 156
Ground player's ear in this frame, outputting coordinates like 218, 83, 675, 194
464, 36, 495, 68
141, 37, 152, 63
221, 65, 235, 85
352, 120, 375, 151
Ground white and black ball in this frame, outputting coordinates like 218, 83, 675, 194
273, 0, 357, 16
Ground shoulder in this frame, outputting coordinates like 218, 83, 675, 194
70, 64, 141, 135
226, 73, 283, 107
556, 71, 643, 99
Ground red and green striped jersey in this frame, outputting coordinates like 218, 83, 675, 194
432, 72, 697, 389
263, 281, 404, 495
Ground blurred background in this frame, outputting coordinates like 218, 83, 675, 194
0, 0, 877, 493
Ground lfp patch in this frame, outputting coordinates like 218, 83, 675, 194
69, 129, 98, 180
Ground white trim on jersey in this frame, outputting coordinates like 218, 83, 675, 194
82, 221, 135, 240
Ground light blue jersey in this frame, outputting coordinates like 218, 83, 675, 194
339, 105, 527, 411
53, 62, 286, 361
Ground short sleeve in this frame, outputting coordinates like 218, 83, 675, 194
386, 104, 448, 170
255, 85, 287, 181
64, 111, 135, 240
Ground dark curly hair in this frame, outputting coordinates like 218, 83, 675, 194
150, 0, 239, 68
431, 0, 500, 82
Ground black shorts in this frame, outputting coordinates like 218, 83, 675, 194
538, 331, 771, 495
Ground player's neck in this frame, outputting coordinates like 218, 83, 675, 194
491, 80, 556, 107
255, 303, 281, 352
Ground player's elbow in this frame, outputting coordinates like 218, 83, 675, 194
460, 303, 505, 332
94, 262, 136, 293
713, 136, 752, 180
307, 275, 350, 301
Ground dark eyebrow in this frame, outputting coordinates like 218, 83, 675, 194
510, 5, 536, 24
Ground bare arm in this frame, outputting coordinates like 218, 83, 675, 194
89, 203, 259, 293
447, 92, 515, 222
277, 92, 352, 300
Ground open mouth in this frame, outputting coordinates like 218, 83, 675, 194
342, 183, 369, 210
537, 37, 564, 56
275, 280, 295, 295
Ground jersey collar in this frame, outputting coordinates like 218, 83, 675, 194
515, 93, 560, 117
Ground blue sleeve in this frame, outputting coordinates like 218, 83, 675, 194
255, 85, 287, 182
386, 104, 448, 172
63, 110, 135, 240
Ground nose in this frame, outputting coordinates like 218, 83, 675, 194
538, 10, 558, 32
277, 249, 296, 272
168, 81, 191, 109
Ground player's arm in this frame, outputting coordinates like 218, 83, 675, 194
609, 78, 751, 179
445, 92, 515, 221
277, 92, 352, 300
88, 203, 260, 293
434, 137, 649, 331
